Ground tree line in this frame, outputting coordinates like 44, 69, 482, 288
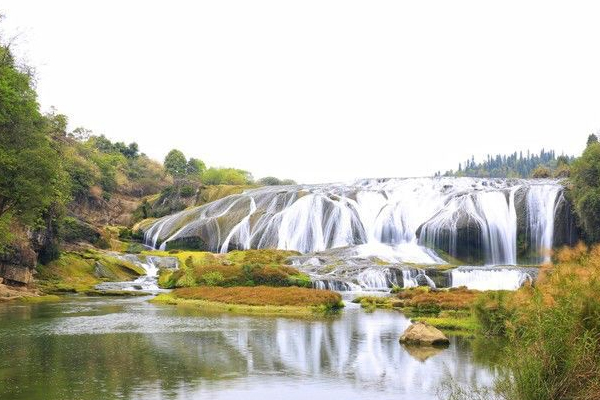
436, 149, 573, 179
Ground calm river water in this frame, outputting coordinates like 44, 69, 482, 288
0, 295, 502, 400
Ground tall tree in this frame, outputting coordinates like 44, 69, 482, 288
163, 149, 187, 178
0, 40, 67, 248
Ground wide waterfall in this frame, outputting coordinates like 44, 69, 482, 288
144, 177, 572, 266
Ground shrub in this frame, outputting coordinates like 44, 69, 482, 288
495, 244, 600, 400
473, 291, 514, 336
179, 185, 196, 198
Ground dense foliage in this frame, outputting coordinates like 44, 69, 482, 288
257, 176, 297, 186
0, 41, 68, 250
569, 137, 600, 242
438, 149, 573, 179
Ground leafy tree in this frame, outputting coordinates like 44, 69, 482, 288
258, 176, 282, 186
186, 158, 206, 179
202, 167, 253, 185
587, 134, 598, 147
570, 142, 600, 242
258, 177, 297, 186
164, 149, 188, 178
531, 166, 551, 178
0, 40, 68, 249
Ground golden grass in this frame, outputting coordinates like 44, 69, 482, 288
172, 286, 342, 308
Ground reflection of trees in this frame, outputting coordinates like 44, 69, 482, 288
0, 302, 505, 400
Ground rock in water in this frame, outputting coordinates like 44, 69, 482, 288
399, 321, 450, 346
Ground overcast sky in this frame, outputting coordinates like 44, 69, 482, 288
2, 1, 599, 183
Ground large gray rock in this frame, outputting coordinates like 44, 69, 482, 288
0, 243, 37, 284
399, 322, 450, 346
0, 264, 33, 285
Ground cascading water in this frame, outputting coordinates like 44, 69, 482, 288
144, 178, 569, 267
94, 255, 177, 293
526, 185, 562, 263
450, 267, 536, 291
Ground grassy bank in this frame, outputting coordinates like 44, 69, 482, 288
443, 243, 600, 400
152, 286, 344, 316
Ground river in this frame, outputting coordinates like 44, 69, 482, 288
0, 294, 503, 400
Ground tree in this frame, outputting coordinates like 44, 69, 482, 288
202, 167, 253, 185
0, 40, 68, 249
531, 166, 551, 179
186, 158, 206, 179
570, 142, 600, 242
587, 134, 598, 147
70, 127, 92, 141
258, 176, 282, 186
164, 149, 187, 178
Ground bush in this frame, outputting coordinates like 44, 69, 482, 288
473, 291, 514, 336
494, 244, 600, 400
531, 166, 552, 178
202, 167, 253, 185
179, 185, 196, 198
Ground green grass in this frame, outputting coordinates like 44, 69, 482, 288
352, 295, 394, 310
18, 295, 62, 303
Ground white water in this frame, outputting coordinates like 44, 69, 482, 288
145, 178, 566, 266
95, 256, 163, 293
527, 185, 562, 263
450, 267, 533, 291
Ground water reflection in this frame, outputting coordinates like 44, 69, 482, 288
0, 297, 500, 400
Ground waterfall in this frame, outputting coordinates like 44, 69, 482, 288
450, 267, 533, 291
527, 184, 561, 263
221, 198, 257, 253
475, 188, 518, 265
144, 178, 569, 265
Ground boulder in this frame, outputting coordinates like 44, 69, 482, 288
147, 256, 179, 270
0, 264, 33, 284
399, 321, 450, 346
0, 242, 37, 284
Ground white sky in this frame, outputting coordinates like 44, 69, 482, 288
2, 1, 599, 184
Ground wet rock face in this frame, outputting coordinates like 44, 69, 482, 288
553, 194, 579, 248
417, 210, 485, 265
0, 243, 36, 284
399, 322, 450, 346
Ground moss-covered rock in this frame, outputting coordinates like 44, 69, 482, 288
35, 251, 145, 293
